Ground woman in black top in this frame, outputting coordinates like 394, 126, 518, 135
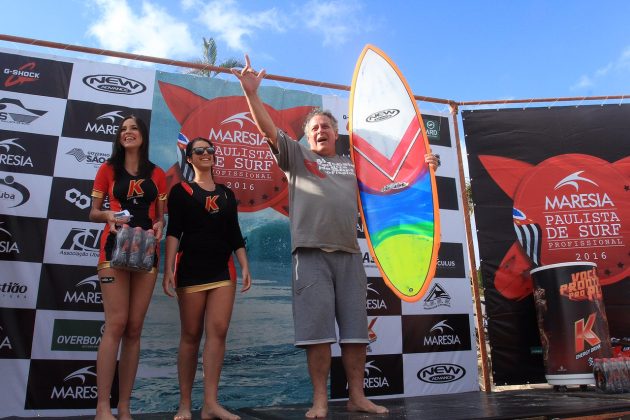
163, 137, 251, 420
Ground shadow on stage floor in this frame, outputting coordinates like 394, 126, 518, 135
10, 387, 630, 420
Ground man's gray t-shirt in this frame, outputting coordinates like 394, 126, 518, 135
274, 130, 360, 254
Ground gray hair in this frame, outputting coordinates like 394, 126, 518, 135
303, 108, 338, 133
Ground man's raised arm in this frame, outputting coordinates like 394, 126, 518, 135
231, 54, 278, 149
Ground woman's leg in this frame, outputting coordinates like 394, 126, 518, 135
174, 290, 207, 420
200, 284, 239, 420
116, 270, 157, 420
95, 268, 131, 420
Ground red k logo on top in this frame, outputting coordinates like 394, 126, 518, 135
159, 81, 315, 215
482, 153, 630, 299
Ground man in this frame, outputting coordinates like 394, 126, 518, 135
232, 55, 438, 418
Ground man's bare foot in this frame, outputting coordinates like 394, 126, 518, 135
305, 404, 328, 419
94, 409, 116, 420
173, 406, 192, 420
117, 409, 133, 420
201, 403, 240, 420
347, 397, 388, 414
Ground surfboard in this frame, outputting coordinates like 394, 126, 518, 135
349, 45, 440, 302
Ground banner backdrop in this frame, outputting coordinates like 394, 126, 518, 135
0, 47, 476, 417
462, 105, 630, 384
0, 48, 155, 417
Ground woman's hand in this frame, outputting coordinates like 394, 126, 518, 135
105, 210, 118, 233
240, 267, 252, 293
162, 270, 177, 297
152, 219, 164, 241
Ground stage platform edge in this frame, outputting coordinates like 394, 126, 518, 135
6, 386, 630, 420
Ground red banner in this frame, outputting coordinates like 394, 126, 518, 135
463, 105, 630, 385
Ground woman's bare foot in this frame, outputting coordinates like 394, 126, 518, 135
117, 409, 133, 420
201, 403, 240, 420
305, 404, 328, 418
347, 396, 388, 414
94, 408, 116, 420
173, 406, 192, 420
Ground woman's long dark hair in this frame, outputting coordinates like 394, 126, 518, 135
107, 115, 155, 179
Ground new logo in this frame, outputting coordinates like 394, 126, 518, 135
82, 75, 146, 95
417, 363, 466, 384
366, 109, 400, 122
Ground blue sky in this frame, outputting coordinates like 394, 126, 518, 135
1, 0, 630, 104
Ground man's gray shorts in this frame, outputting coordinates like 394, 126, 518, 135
292, 248, 368, 347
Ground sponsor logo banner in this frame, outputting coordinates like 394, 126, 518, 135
61, 100, 151, 142
31, 310, 103, 360
423, 114, 452, 148
0, 131, 58, 176
38, 265, 101, 312
43, 220, 102, 267
25, 359, 117, 409
0, 215, 47, 262
0, 52, 73, 99
402, 314, 472, 353
331, 354, 404, 398
463, 105, 630, 383
435, 242, 466, 278
403, 352, 479, 396
0, 307, 36, 359
51, 319, 104, 352
366, 276, 401, 316
0, 171, 52, 218
0, 91, 66, 136
48, 178, 94, 222
53, 137, 111, 180
422, 281, 453, 310
402, 278, 474, 315
68, 61, 155, 108
0, 260, 40, 309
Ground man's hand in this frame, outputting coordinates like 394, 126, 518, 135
231, 54, 266, 95
425, 153, 440, 172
